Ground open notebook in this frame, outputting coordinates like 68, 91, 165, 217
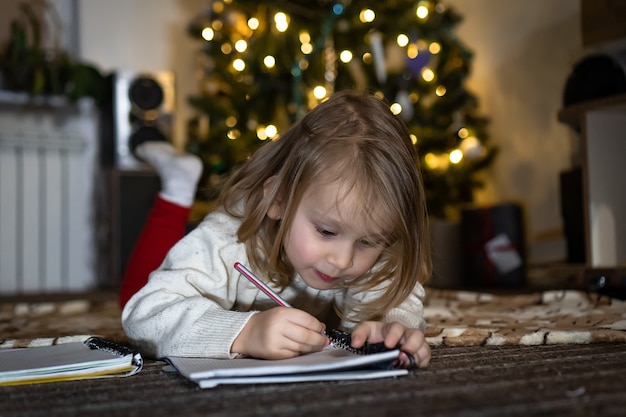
0, 337, 143, 386
165, 345, 408, 388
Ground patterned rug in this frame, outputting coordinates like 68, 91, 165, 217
423, 289, 626, 345
1, 289, 625, 349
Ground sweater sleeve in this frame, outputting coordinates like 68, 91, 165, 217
383, 283, 426, 333
121, 211, 256, 359
339, 281, 427, 333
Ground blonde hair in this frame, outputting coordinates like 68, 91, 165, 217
220, 90, 431, 321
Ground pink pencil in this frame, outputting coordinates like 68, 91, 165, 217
234, 262, 292, 308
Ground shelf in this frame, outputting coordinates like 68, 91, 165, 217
558, 93, 626, 129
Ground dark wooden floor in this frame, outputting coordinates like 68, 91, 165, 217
3, 343, 625, 417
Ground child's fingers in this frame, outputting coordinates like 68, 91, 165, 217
394, 329, 431, 368
414, 342, 431, 368
283, 323, 329, 352
275, 308, 329, 352
280, 307, 326, 334
348, 321, 379, 347
381, 322, 408, 348
350, 321, 406, 347
236, 308, 327, 359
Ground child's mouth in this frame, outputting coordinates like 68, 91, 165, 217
316, 271, 336, 283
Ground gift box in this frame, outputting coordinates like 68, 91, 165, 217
460, 203, 526, 288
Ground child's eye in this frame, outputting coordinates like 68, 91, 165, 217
358, 238, 377, 248
315, 225, 336, 237
359, 236, 388, 248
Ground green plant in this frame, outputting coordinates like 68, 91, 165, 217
0, 2, 104, 105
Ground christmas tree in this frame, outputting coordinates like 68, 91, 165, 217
185, 0, 496, 218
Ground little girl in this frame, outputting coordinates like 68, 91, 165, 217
121, 90, 432, 368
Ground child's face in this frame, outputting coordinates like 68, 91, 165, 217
282, 179, 388, 290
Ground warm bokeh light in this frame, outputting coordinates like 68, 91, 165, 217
234, 39, 247, 52
460, 136, 484, 160
274, 12, 289, 32
227, 129, 240, 140
339, 50, 353, 63
449, 149, 463, 164
212, 1, 224, 13
313, 86, 327, 99
416, 4, 429, 19
429, 42, 441, 54
263, 55, 276, 68
425, 152, 451, 171
225, 116, 237, 128
232, 58, 245, 71
301, 43, 313, 54
359, 9, 376, 23
424, 153, 439, 170
299, 31, 311, 44
221, 43, 232, 54
461, 136, 479, 150
390, 103, 402, 115
247, 17, 259, 30
201, 27, 214, 41
257, 125, 277, 140
422, 68, 435, 82
265, 124, 278, 139
397, 34, 409, 47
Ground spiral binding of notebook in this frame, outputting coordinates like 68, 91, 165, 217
327, 329, 416, 369
84, 337, 144, 368
327, 329, 392, 355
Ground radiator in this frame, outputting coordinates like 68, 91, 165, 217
0, 96, 99, 294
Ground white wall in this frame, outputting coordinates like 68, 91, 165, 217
77, 0, 207, 149
77, 0, 586, 262
445, 0, 583, 262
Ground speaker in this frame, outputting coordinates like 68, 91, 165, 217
563, 51, 626, 108
103, 70, 176, 168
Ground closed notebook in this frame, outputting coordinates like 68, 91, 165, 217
165, 345, 408, 389
0, 337, 143, 386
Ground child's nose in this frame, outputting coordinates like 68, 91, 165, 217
327, 242, 354, 270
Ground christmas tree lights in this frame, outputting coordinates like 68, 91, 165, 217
186, 0, 496, 218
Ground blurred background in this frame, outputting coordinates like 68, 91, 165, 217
1, 0, 625, 295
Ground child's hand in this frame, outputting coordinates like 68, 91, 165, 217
350, 321, 431, 368
231, 307, 328, 360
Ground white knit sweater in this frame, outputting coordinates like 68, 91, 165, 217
121, 209, 426, 359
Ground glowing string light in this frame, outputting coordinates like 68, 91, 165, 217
359, 9, 376, 23
397, 34, 409, 47
232, 58, 245, 71
274, 12, 289, 32
416, 3, 429, 19
201, 27, 214, 41
263, 55, 276, 68
235, 39, 247, 53
450, 149, 463, 164
247, 17, 259, 30
339, 50, 353, 63
422, 68, 435, 82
